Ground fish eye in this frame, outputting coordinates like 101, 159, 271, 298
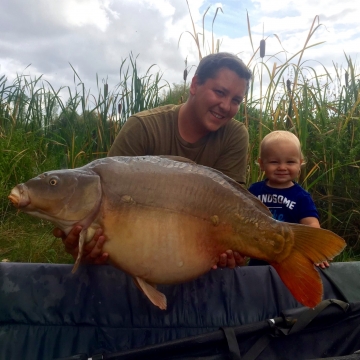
49, 178, 58, 186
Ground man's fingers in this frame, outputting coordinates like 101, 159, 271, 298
92, 253, 109, 265
234, 252, 247, 267
217, 253, 228, 268
57, 226, 82, 257
82, 231, 108, 264
63, 226, 82, 247
52, 228, 65, 239
83, 229, 103, 254
225, 250, 236, 269
86, 233, 105, 259
215, 250, 244, 269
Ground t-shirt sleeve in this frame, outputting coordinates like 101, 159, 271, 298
248, 183, 256, 195
297, 193, 319, 220
213, 122, 249, 184
108, 116, 148, 157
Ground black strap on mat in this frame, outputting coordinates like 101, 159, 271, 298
240, 318, 276, 360
279, 299, 349, 336
241, 299, 349, 360
53, 300, 350, 360
220, 327, 241, 360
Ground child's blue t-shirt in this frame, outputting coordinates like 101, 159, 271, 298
248, 180, 319, 224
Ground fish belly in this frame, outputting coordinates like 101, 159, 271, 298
101, 205, 230, 284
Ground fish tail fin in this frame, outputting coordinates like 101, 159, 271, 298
270, 225, 346, 308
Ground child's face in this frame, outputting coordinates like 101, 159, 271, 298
258, 140, 302, 188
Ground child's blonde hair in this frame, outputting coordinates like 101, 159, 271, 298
259, 130, 304, 161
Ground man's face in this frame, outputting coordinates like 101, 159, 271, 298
189, 67, 247, 133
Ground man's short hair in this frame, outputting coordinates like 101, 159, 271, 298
195, 52, 252, 91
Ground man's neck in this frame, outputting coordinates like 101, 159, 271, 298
178, 102, 209, 143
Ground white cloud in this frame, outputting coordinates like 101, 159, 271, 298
63, 0, 111, 31
0, 0, 358, 102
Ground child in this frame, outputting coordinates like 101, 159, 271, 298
248, 130, 329, 268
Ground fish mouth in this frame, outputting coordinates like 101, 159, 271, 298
8, 185, 31, 209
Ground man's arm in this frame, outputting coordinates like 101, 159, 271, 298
108, 116, 148, 157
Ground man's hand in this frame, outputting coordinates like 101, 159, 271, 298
212, 250, 247, 269
53, 226, 109, 265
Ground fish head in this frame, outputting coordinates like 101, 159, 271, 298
8, 169, 102, 229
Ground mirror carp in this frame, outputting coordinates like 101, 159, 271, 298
8, 156, 346, 310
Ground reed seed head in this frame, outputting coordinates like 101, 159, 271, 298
286, 79, 292, 93
260, 39, 266, 58
183, 68, 188, 82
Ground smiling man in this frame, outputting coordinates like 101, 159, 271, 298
56, 52, 252, 268
108, 52, 252, 184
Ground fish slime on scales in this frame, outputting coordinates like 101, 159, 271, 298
8, 155, 346, 310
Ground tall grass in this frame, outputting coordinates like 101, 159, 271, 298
0, 55, 167, 262
179, 5, 360, 249
1, 9, 359, 263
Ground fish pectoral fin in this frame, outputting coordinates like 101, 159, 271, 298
71, 228, 87, 274
133, 276, 167, 310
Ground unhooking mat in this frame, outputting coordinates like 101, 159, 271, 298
1, 261, 360, 359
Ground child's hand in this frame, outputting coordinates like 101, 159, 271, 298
315, 260, 330, 269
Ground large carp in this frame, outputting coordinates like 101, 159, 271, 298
9, 156, 345, 309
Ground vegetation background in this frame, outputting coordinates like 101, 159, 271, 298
1, 8, 359, 264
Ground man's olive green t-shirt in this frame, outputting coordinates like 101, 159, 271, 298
108, 104, 249, 183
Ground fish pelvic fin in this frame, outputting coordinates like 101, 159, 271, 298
133, 277, 167, 310
271, 224, 346, 308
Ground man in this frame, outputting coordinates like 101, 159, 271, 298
55, 52, 252, 268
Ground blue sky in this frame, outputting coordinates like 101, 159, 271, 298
0, 0, 358, 99
199, 0, 251, 39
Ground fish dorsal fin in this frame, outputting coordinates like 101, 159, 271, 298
159, 156, 271, 217
157, 155, 196, 164
231, 180, 272, 216
211, 171, 272, 217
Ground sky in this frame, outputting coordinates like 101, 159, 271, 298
1, 0, 359, 102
